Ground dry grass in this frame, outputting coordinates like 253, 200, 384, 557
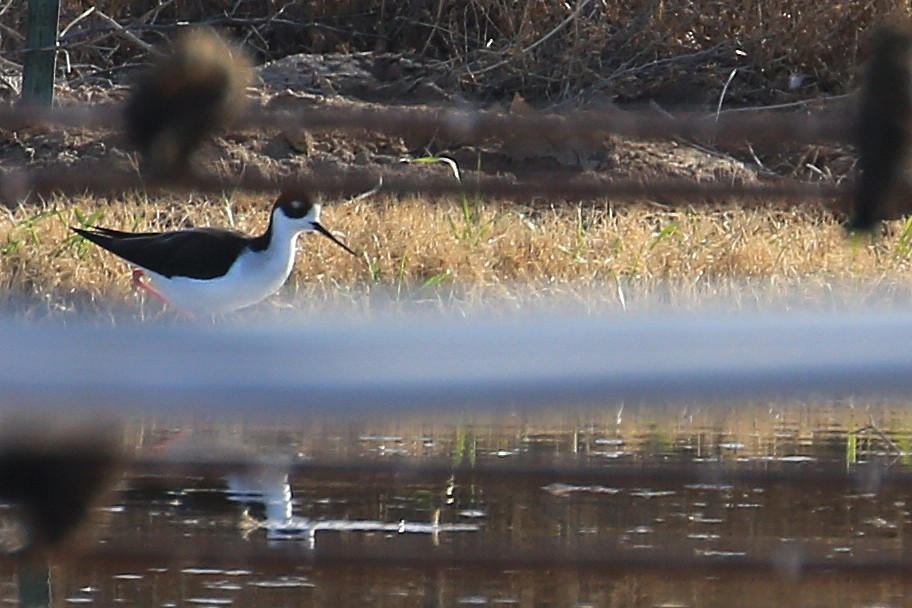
3, 192, 912, 319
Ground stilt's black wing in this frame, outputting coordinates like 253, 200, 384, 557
72, 226, 251, 279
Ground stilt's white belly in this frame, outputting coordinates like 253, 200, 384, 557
145, 245, 296, 314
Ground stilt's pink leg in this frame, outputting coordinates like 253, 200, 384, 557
131, 268, 171, 306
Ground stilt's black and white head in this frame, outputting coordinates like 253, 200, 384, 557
266, 192, 357, 256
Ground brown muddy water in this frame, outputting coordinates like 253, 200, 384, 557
6, 405, 912, 608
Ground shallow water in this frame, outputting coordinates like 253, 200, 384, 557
5, 406, 912, 607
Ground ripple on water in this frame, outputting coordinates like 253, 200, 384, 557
248, 577, 313, 589
204, 582, 243, 591
180, 568, 224, 575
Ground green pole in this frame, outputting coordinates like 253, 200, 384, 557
18, 557, 50, 608
21, 0, 61, 106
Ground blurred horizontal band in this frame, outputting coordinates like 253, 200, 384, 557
0, 309, 910, 416
127, 459, 908, 493
0, 162, 846, 208
0, 102, 854, 145
35, 537, 912, 578
0, 99, 851, 208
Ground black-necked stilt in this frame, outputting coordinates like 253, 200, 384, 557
73, 193, 356, 314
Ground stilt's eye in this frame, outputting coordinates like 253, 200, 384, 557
283, 199, 309, 218
278, 194, 313, 219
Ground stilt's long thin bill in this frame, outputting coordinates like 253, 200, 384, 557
312, 222, 356, 256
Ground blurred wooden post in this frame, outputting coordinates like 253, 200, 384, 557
21, 0, 61, 106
